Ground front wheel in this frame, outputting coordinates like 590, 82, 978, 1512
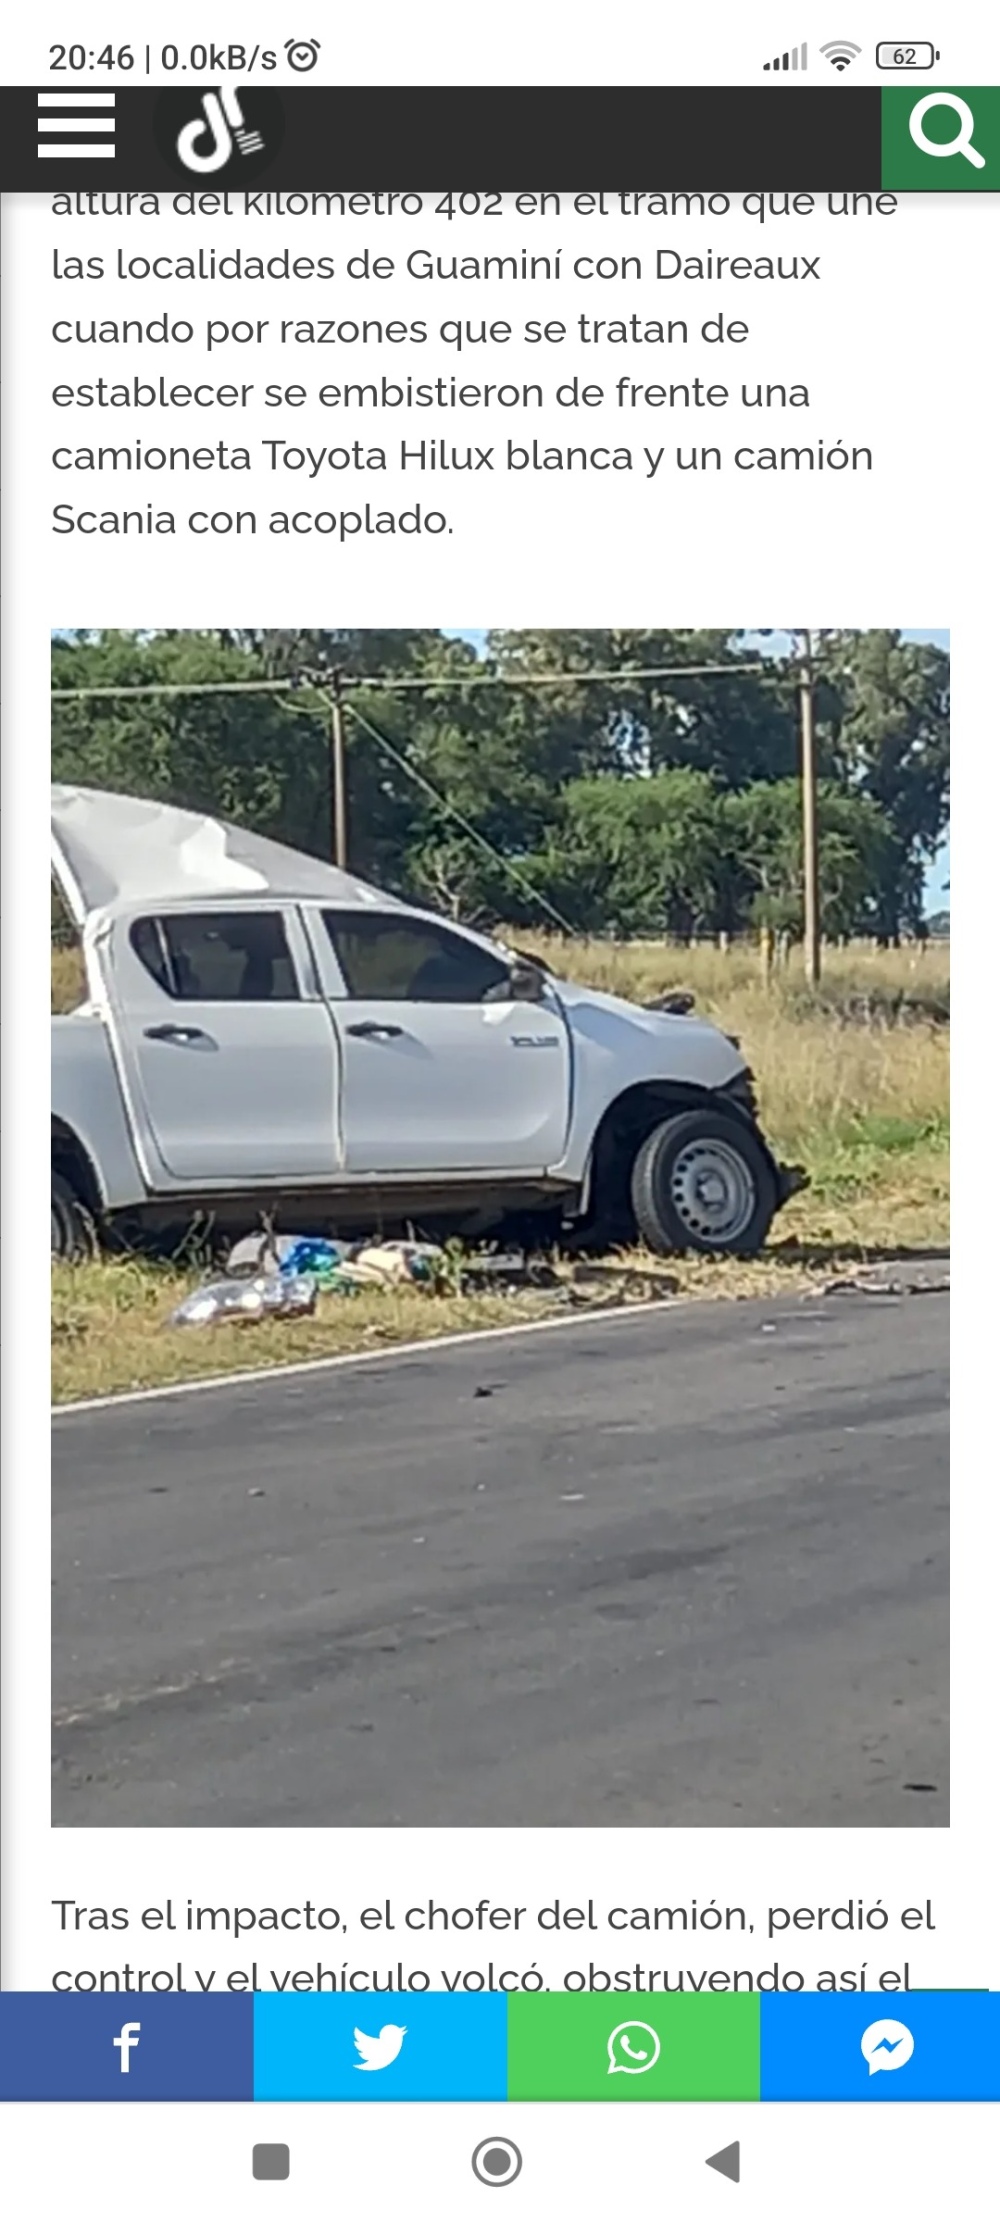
630, 1111, 777, 1257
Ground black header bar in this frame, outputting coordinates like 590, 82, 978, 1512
2, 85, 881, 191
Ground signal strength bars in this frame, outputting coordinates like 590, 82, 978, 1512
37, 91, 116, 158
763, 43, 808, 70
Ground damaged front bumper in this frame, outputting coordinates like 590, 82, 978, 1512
717, 1070, 809, 1212
775, 1160, 810, 1207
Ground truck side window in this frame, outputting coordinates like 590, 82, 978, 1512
130, 912, 300, 1001
323, 913, 509, 1003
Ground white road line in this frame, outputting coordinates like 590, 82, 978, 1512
52, 1296, 685, 1420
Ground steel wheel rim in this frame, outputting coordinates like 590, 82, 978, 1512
668, 1137, 756, 1244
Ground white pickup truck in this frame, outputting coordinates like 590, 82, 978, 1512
51, 784, 806, 1260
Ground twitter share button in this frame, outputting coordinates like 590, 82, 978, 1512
254, 1993, 506, 2101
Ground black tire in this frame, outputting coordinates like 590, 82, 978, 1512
630, 1110, 777, 1257
51, 1171, 95, 1262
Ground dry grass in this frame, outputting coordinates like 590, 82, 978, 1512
51, 1263, 560, 1406
523, 932, 950, 1004
50, 936, 949, 1404
52, 944, 85, 1014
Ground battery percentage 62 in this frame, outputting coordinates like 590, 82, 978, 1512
876, 43, 941, 69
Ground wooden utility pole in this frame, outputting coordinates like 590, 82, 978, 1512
798, 631, 821, 983
330, 674, 348, 869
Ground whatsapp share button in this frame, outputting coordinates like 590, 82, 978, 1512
506, 1995, 759, 2101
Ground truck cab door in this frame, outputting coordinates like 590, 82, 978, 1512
315, 910, 572, 1174
105, 906, 341, 1186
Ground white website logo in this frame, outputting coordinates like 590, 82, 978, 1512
176, 87, 265, 175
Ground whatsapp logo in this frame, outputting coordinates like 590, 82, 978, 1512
607, 2020, 661, 2076
882, 87, 1000, 188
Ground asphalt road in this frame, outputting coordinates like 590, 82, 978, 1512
52, 1288, 949, 1828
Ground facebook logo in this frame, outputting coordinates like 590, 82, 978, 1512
113, 2021, 141, 2073
0, 1995, 252, 2100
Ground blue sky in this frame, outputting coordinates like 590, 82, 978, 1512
444, 627, 950, 909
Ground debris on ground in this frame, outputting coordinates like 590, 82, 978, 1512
460, 1251, 562, 1294
169, 1274, 318, 1328
167, 1227, 684, 1329
225, 1230, 445, 1294
563, 1263, 680, 1307
807, 1263, 950, 1299
226, 1230, 350, 1284
346, 1241, 446, 1289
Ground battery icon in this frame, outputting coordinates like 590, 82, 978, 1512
876, 42, 941, 68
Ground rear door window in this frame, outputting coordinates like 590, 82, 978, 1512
130, 912, 300, 1001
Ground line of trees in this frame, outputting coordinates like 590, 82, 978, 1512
50, 627, 949, 942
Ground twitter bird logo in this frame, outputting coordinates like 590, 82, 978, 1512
354, 2024, 407, 2072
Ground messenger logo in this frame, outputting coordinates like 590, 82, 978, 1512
860, 2020, 915, 2077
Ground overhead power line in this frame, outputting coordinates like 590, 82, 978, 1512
346, 700, 576, 936
51, 661, 761, 701
335, 663, 758, 691
51, 679, 300, 699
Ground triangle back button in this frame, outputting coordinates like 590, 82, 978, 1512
705, 2141, 740, 2184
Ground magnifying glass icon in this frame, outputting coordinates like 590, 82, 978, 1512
908, 92, 985, 168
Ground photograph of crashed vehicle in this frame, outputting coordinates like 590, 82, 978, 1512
51, 782, 806, 1265
50, 633, 949, 1832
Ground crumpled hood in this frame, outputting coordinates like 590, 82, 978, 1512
552, 974, 746, 1087
51, 784, 399, 925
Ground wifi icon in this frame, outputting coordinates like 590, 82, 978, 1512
821, 39, 862, 70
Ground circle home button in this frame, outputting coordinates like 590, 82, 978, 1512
472, 2137, 523, 2187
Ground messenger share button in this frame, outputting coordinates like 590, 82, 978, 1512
760, 1993, 1000, 2100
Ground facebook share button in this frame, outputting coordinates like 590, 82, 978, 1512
0, 1994, 253, 2100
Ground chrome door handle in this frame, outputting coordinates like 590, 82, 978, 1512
143, 1023, 211, 1044
346, 1021, 404, 1040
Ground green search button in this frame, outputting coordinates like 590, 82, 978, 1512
882, 86, 1000, 187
